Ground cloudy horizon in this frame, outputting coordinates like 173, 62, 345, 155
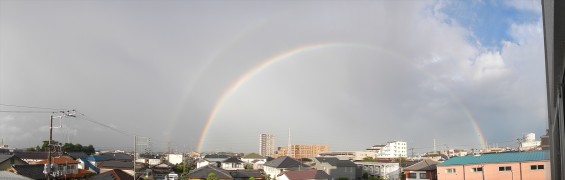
0, 0, 546, 154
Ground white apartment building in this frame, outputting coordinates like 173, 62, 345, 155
367, 141, 407, 158
259, 134, 275, 157
520, 133, 541, 151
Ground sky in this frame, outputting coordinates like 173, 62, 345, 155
0, 0, 546, 154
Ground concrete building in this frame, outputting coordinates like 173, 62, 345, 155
520, 133, 542, 151
274, 145, 329, 159
318, 151, 375, 161
437, 150, 549, 180
259, 134, 275, 157
542, 0, 565, 179
354, 161, 400, 180
167, 154, 183, 165
367, 141, 407, 158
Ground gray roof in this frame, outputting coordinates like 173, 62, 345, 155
404, 159, 440, 171
188, 165, 232, 179
315, 157, 357, 167
98, 153, 133, 161
0, 154, 14, 163
224, 157, 243, 163
98, 160, 134, 169
65, 152, 89, 159
263, 156, 306, 169
229, 170, 264, 179
12, 164, 46, 180
89, 169, 133, 180
14, 152, 49, 160
0, 171, 33, 180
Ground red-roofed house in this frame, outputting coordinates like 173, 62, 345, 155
34, 157, 92, 179
278, 170, 330, 180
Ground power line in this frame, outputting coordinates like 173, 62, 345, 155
0, 103, 68, 111
0, 110, 55, 113
74, 111, 134, 137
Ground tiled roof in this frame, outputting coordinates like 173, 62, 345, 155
99, 153, 133, 161
34, 157, 79, 165
242, 153, 265, 159
314, 157, 356, 167
438, 150, 549, 166
0, 154, 15, 163
89, 169, 133, 180
224, 157, 243, 163
282, 169, 330, 180
188, 165, 232, 179
264, 156, 305, 168
0, 171, 33, 180
12, 164, 47, 180
229, 170, 264, 179
65, 152, 89, 159
404, 159, 440, 171
86, 155, 107, 162
98, 161, 134, 169
14, 152, 49, 160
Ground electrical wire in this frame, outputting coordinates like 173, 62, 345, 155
0, 103, 68, 111
74, 111, 135, 137
0, 110, 56, 113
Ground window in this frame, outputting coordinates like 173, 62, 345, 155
408, 173, 417, 178
531, 165, 544, 170
419, 173, 428, 179
472, 167, 483, 172
446, 168, 456, 173
499, 166, 512, 171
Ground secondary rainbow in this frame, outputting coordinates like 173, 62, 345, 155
196, 42, 488, 152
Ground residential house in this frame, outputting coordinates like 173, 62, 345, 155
222, 157, 244, 170
437, 150, 549, 180
0, 154, 27, 170
78, 157, 101, 174
278, 169, 330, 180
229, 170, 265, 180
167, 153, 183, 165
14, 151, 48, 164
152, 163, 174, 179
354, 161, 400, 180
242, 153, 266, 163
404, 159, 440, 180
263, 156, 308, 179
97, 160, 135, 175
34, 157, 91, 179
187, 165, 233, 180
10, 164, 46, 180
312, 157, 360, 180
89, 169, 134, 180
197, 159, 214, 169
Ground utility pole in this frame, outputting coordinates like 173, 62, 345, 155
46, 111, 75, 180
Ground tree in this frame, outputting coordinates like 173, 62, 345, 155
244, 163, 253, 169
249, 177, 256, 180
207, 173, 218, 180
362, 157, 375, 162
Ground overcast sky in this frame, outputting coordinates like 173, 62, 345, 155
0, 0, 546, 154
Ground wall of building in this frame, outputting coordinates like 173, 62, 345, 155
274, 145, 329, 159
437, 160, 549, 180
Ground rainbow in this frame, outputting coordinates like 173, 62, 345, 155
196, 42, 488, 152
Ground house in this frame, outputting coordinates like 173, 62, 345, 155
10, 164, 46, 180
167, 153, 184, 165
242, 153, 267, 163
152, 163, 174, 179
437, 150, 549, 180
222, 157, 244, 170
403, 159, 440, 180
263, 156, 308, 179
89, 169, 134, 180
0, 171, 32, 180
229, 170, 265, 180
204, 154, 230, 162
14, 151, 48, 164
187, 165, 233, 180
312, 157, 359, 180
34, 157, 92, 179
278, 169, 330, 180
97, 160, 135, 175
78, 157, 101, 174
0, 154, 28, 170
354, 161, 400, 180
99, 152, 133, 161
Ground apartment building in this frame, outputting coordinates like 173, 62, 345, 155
366, 141, 407, 158
259, 134, 275, 157
274, 145, 329, 159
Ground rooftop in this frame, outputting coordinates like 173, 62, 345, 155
438, 150, 549, 166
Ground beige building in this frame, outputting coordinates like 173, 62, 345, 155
274, 144, 329, 159
437, 150, 549, 180
259, 134, 275, 157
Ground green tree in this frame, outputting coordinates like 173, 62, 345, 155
244, 163, 253, 169
25, 147, 36, 152
362, 157, 375, 162
249, 177, 256, 180
207, 173, 219, 180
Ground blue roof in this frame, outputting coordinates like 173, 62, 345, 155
438, 150, 549, 166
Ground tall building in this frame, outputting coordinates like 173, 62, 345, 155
366, 141, 407, 158
274, 144, 329, 159
259, 134, 275, 157
519, 133, 542, 151
542, 0, 565, 179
